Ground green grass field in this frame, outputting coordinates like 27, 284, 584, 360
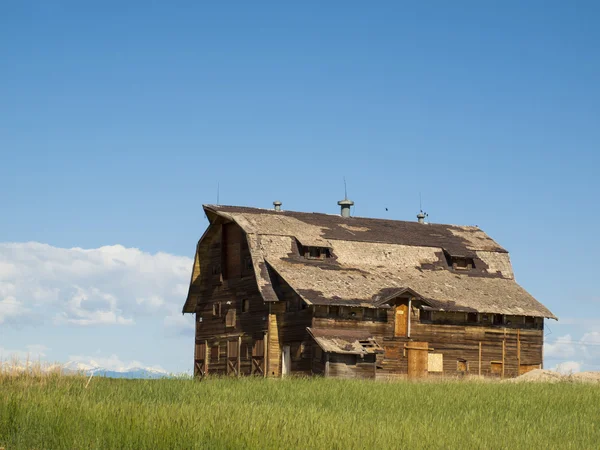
1, 374, 599, 449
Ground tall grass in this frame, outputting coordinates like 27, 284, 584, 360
1, 373, 598, 449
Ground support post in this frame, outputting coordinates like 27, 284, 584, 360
517, 329, 521, 372
407, 298, 412, 338
478, 341, 482, 376
237, 336, 241, 378
205, 340, 208, 375
264, 331, 268, 378
502, 339, 506, 379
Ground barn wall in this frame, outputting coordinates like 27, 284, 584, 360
192, 221, 269, 377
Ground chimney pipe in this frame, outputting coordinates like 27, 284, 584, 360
273, 201, 282, 212
417, 211, 426, 224
337, 199, 354, 218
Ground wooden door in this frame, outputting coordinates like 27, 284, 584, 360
395, 304, 408, 337
407, 342, 429, 379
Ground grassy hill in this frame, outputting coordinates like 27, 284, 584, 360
1, 374, 598, 449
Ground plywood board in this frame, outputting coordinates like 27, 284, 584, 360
428, 353, 443, 372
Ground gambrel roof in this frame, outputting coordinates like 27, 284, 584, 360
183, 204, 556, 319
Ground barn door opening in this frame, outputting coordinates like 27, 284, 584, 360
394, 303, 408, 337
281, 345, 291, 377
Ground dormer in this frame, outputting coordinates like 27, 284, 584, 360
295, 238, 332, 260
443, 250, 475, 271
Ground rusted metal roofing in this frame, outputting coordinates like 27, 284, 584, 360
191, 204, 556, 319
307, 328, 383, 355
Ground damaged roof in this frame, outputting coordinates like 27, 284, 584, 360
186, 204, 556, 319
307, 328, 383, 355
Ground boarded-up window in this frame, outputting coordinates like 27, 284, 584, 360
225, 308, 236, 327
428, 353, 443, 372
491, 361, 503, 375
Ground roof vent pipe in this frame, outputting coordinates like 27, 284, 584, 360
273, 201, 282, 212
337, 198, 354, 218
417, 211, 426, 224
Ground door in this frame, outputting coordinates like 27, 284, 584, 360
281, 345, 291, 377
407, 342, 429, 379
395, 304, 408, 337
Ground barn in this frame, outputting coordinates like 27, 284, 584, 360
182, 200, 556, 379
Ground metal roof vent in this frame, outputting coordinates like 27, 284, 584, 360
337, 198, 354, 218
417, 211, 428, 224
273, 201, 282, 212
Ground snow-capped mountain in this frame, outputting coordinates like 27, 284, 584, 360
61, 361, 171, 379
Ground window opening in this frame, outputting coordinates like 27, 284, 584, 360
242, 299, 250, 313
467, 312, 478, 323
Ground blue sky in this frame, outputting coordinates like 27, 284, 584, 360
1, 1, 599, 373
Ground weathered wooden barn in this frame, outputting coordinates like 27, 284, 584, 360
182, 201, 556, 379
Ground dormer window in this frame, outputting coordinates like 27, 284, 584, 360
301, 245, 331, 260
453, 257, 475, 270
443, 250, 475, 271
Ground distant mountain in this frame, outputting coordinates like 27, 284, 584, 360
61, 361, 171, 379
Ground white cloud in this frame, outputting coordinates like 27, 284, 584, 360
0, 296, 31, 324
0, 242, 193, 329
554, 361, 582, 374
545, 332, 600, 371
0, 344, 49, 361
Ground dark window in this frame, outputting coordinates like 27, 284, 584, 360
493, 314, 504, 325
377, 308, 388, 321
525, 316, 535, 326
302, 245, 331, 259
420, 310, 432, 322
314, 346, 323, 361
481, 314, 489, 322
364, 308, 375, 320
210, 345, 219, 362
242, 299, 250, 313
244, 256, 253, 271
467, 312, 478, 323
444, 251, 475, 270
329, 306, 340, 316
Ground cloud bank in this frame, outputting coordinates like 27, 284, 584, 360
0, 242, 193, 329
